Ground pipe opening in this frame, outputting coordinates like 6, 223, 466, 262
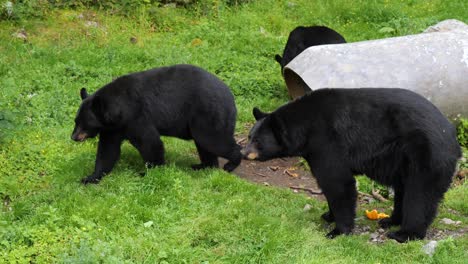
283, 67, 311, 99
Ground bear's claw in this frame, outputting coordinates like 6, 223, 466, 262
81, 176, 101, 185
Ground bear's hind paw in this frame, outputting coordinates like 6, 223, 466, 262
387, 230, 425, 243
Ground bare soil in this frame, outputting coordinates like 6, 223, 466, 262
230, 156, 325, 200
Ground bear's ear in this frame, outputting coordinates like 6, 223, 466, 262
80, 88, 88, 100
253, 107, 269, 121
275, 54, 282, 64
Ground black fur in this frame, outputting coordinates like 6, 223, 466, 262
243, 88, 461, 242
71, 64, 242, 184
275, 26, 346, 70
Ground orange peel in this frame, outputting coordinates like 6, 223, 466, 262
365, 209, 390, 220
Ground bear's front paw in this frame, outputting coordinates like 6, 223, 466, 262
81, 176, 101, 185
321, 211, 335, 223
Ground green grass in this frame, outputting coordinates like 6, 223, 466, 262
1, 0, 467, 262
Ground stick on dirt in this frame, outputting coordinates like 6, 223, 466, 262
237, 137, 247, 144
371, 190, 389, 202
253, 172, 268, 177
290, 186, 323, 195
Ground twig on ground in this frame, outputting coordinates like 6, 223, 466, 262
284, 169, 299, 177
371, 190, 388, 202
236, 137, 247, 144
254, 172, 268, 177
359, 191, 373, 198
290, 186, 323, 195
268, 166, 279, 171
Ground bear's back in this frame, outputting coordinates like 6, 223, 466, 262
280, 88, 460, 159
94, 64, 237, 138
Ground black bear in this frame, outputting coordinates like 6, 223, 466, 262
275, 26, 346, 71
71, 64, 242, 184
242, 88, 461, 243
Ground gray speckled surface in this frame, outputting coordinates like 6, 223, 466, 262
284, 20, 468, 120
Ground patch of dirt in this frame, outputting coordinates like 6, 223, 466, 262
222, 136, 325, 200
234, 156, 325, 200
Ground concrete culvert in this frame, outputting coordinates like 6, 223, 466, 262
283, 19, 468, 121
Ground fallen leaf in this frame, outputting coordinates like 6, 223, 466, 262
284, 169, 298, 178
379, 27, 395, 33
191, 38, 202, 47
268, 166, 279, 171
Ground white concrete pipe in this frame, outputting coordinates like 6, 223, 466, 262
284, 20, 468, 120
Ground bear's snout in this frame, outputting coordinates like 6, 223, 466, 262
241, 145, 259, 160
71, 132, 87, 142
71, 127, 88, 142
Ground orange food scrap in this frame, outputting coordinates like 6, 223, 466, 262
365, 209, 390, 220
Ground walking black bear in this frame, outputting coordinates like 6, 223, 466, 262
242, 88, 461, 243
71, 64, 241, 184
275, 26, 346, 70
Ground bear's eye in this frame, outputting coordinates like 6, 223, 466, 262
256, 141, 263, 150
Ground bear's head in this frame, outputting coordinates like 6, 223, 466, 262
241, 107, 286, 161
71, 87, 123, 142
71, 88, 102, 142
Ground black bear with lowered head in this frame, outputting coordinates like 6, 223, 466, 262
71, 64, 242, 184
242, 88, 461, 243
275, 25, 346, 71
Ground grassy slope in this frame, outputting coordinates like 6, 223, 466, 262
0, 0, 467, 262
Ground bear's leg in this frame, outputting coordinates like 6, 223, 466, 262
192, 142, 219, 170
192, 133, 241, 172
379, 183, 403, 228
82, 131, 124, 184
321, 208, 335, 223
387, 177, 432, 243
127, 126, 165, 168
197, 139, 241, 172
307, 156, 356, 238
220, 141, 242, 172
323, 178, 357, 238
190, 117, 241, 172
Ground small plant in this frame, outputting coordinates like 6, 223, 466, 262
457, 118, 468, 148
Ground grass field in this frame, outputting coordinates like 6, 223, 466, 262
0, 0, 467, 263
